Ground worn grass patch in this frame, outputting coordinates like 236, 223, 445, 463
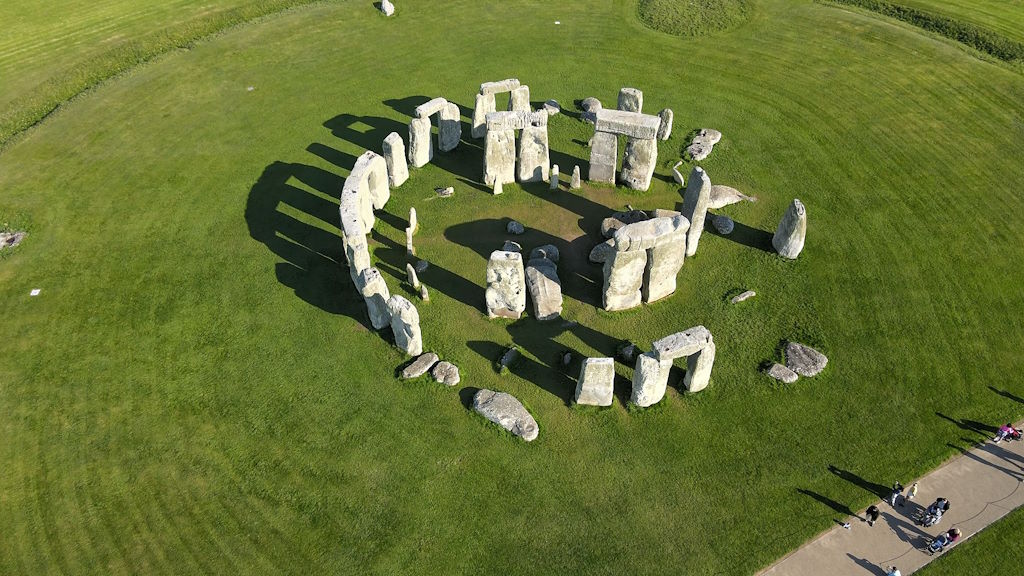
636, 0, 751, 37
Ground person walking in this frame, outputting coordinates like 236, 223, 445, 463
889, 482, 904, 506
900, 482, 918, 507
886, 566, 901, 576
866, 505, 880, 526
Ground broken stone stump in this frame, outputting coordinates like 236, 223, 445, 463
405, 226, 415, 256
507, 220, 524, 235
408, 207, 418, 234
631, 352, 673, 407
575, 357, 615, 406
502, 240, 522, 253
773, 199, 807, 259
431, 361, 460, 386
550, 165, 559, 189
588, 131, 618, 184
570, 165, 581, 189
657, 108, 673, 140
785, 342, 827, 377
408, 117, 433, 168
681, 166, 711, 256
382, 132, 409, 187
401, 352, 439, 379
485, 250, 527, 319
358, 268, 392, 330
617, 87, 643, 112
525, 254, 562, 321
492, 177, 503, 195
406, 262, 421, 290
473, 389, 539, 441
419, 284, 429, 302
386, 295, 422, 356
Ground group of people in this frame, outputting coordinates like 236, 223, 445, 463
994, 422, 1022, 443
872, 482, 962, 575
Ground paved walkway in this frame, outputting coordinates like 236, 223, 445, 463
759, 424, 1024, 576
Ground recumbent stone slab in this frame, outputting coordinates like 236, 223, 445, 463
785, 342, 827, 377
653, 326, 712, 361
473, 389, 539, 442
401, 352, 439, 379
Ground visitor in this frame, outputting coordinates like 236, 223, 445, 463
994, 423, 1022, 442
889, 482, 904, 506
900, 482, 918, 507
886, 566, 901, 576
865, 505, 880, 526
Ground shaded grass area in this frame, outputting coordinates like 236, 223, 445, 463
0, 0, 1023, 574
828, 0, 1024, 63
636, 0, 751, 37
914, 505, 1024, 575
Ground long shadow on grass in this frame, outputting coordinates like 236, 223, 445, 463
827, 465, 889, 499
935, 412, 999, 439
245, 161, 377, 331
796, 488, 853, 516
378, 97, 483, 183
989, 385, 1024, 405
705, 216, 774, 253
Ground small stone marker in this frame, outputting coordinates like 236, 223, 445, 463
711, 214, 734, 235
436, 186, 454, 197
570, 165, 581, 189
380, 0, 395, 16
30, 288, 41, 296
575, 357, 615, 406
408, 207, 418, 234
764, 363, 798, 384
1, 231, 26, 250
401, 352, 439, 379
405, 226, 415, 256
472, 389, 539, 441
730, 290, 756, 304
550, 165, 559, 190
406, 262, 421, 290
498, 346, 520, 373
431, 361, 460, 386
419, 284, 429, 302
414, 260, 429, 274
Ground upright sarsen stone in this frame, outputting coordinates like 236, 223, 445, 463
684, 339, 715, 392
575, 357, 615, 406
471, 93, 496, 138
439, 102, 462, 152
773, 199, 807, 259
509, 85, 530, 113
617, 87, 643, 112
620, 137, 657, 191
485, 250, 527, 319
657, 108, 673, 141
386, 295, 422, 356
484, 129, 515, 186
589, 131, 618, 184
602, 248, 646, 311
525, 255, 562, 320
408, 117, 433, 168
358, 268, 391, 330
681, 166, 711, 256
642, 216, 689, 303
382, 132, 409, 187
631, 352, 673, 407
517, 112, 550, 183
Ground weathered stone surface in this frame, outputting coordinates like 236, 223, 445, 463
431, 361, 460, 386
711, 214, 734, 235
509, 85, 530, 113
731, 290, 756, 304
684, 340, 715, 392
681, 166, 711, 257
0, 231, 26, 250
594, 109, 661, 139
602, 248, 646, 311
613, 215, 686, 252
709, 184, 756, 209
764, 362, 798, 384
339, 184, 371, 239
382, 132, 409, 187
344, 151, 387, 222
498, 346, 520, 372
408, 117, 433, 168
479, 78, 520, 95
642, 216, 689, 303
401, 352, 439, 379
486, 110, 546, 131
471, 93, 497, 139
343, 233, 372, 286
601, 210, 649, 238
580, 97, 602, 114
651, 208, 681, 219
472, 389, 539, 441
543, 99, 560, 115
785, 342, 827, 377
589, 239, 615, 263
518, 124, 550, 183
436, 186, 454, 197
631, 352, 673, 407
525, 256, 562, 320
358, 268, 391, 330
657, 108, 673, 141
493, 241, 518, 255
406, 262, 421, 290
483, 128, 515, 186
575, 357, 615, 406
686, 141, 713, 161
617, 87, 643, 112
773, 199, 807, 259
547, 165, 558, 189
620, 136, 658, 191
530, 244, 559, 263
386, 295, 422, 356
492, 177, 503, 195
588, 131, 618, 183
570, 165, 581, 189
687, 128, 722, 161
485, 250, 526, 319
439, 102, 462, 152
653, 326, 712, 361
694, 128, 722, 145
419, 284, 429, 301
408, 207, 418, 234
414, 97, 448, 119
380, 0, 394, 16
507, 220, 524, 235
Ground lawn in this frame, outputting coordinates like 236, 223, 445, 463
915, 504, 1024, 575
1, 0, 1023, 574
899, 0, 1024, 44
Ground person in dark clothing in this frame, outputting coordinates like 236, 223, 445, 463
889, 482, 904, 506
865, 505, 880, 526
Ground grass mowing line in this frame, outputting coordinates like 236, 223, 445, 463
0, 0, 333, 151
824, 0, 1024, 64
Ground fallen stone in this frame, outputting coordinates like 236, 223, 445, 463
543, 99, 560, 115
570, 165, 581, 189
589, 239, 615, 264
380, 0, 395, 16
687, 129, 722, 161
730, 290, 756, 304
764, 363, 798, 384
529, 244, 559, 263
0, 231, 26, 250
507, 220, 525, 235
472, 389, 539, 441
773, 199, 807, 259
601, 210, 649, 238
694, 128, 722, 145
711, 214, 734, 235
709, 185, 757, 209
650, 209, 681, 219
431, 361, 460, 386
657, 108, 673, 141
436, 186, 454, 197
785, 342, 827, 377
653, 326, 713, 361
575, 357, 615, 406
498, 346, 520, 372
617, 87, 643, 112
485, 250, 526, 319
525, 256, 562, 321
401, 352, 439, 379
386, 295, 422, 356
686, 142, 713, 161
492, 177, 503, 195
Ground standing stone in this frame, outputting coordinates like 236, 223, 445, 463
620, 137, 658, 191
419, 284, 429, 302
405, 226, 415, 256
439, 102, 462, 152
386, 295, 422, 356
493, 177, 503, 195
642, 216, 689, 303
575, 357, 615, 406
631, 352, 673, 407
518, 113, 550, 183
617, 87, 643, 112
580, 96, 603, 123
525, 255, 562, 320
773, 199, 807, 259
406, 262, 421, 290
408, 207, 418, 234
382, 132, 409, 187
602, 248, 646, 311
472, 389, 539, 441
684, 339, 715, 392
358, 268, 391, 330
485, 250, 527, 319
380, 0, 395, 16
471, 92, 497, 138
570, 165, 581, 189
484, 129, 515, 186
589, 131, 618, 183
681, 166, 711, 257
550, 165, 559, 190
657, 108, 673, 141
509, 85, 530, 112
408, 117, 433, 168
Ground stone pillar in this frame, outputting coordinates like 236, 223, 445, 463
484, 129, 515, 186
570, 165, 581, 189
439, 102, 462, 152
549, 165, 559, 190
386, 295, 422, 356
408, 207, 418, 234
408, 117, 433, 168
643, 216, 689, 303
681, 166, 711, 256
406, 262, 421, 289
620, 137, 657, 191
524, 254, 562, 321
344, 233, 372, 287
509, 85, 530, 112
382, 132, 409, 187
631, 352, 672, 407
485, 250, 526, 319
617, 87, 643, 112
471, 93, 496, 139
657, 108, 673, 141
602, 248, 646, 311
575, 357, 615, 406
517, 114, 549, 183
352, 151, 389, 210
684, 339, 716, 392
492, 177, 503, 195
358, 268, 391, 330
773, 199, 807, 259
589, 131, 618, 184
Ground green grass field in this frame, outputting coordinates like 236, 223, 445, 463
915, 504, 1024, 574
1, 0, 1023, 574
901, 0, 1024, 43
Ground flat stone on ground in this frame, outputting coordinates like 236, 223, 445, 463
731, 290, 756, 304
785, 342, 828, 377
401, 352, 439, 379
473, 389, 539, 441
507, 220, 525, 235
431, 361, 460, 386
711, 214, 734, 235
764, 363, 798, 384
